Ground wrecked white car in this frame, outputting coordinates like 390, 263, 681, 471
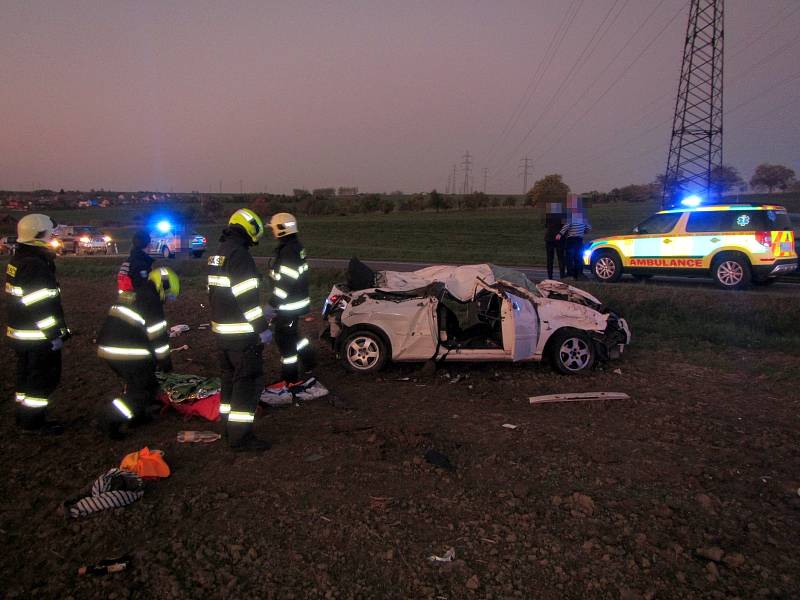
321, 262, 631, 375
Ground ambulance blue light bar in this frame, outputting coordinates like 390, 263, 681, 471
156, 220, 172, 233
680, 195, 703, 208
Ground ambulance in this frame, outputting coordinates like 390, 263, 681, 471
584, 203, 797, 289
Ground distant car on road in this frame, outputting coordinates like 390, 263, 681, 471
584, 203, 797, 289
51, 225, 117, 255
147, 219, 206, 258
0, 235, 17, 255
322, 262, 630, 375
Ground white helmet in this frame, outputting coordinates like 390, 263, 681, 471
269, 213, 298, 238
17, 214, 56, 246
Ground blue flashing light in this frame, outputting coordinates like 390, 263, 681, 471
680, 195, 703, 208
156, 220, 172, 233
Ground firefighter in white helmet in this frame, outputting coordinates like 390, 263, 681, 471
4, 214, 70, 434
267, 213, 315, 391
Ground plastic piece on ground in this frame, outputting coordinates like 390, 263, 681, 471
177, 430, 221, 443
168, 324, 190, 338
170, 344, 189, 353
120, 447, 170, 478
428, 548, 456, 563
502, 423, 518, 429
78, 555, 131, 576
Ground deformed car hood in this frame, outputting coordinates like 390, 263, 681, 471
534, 279, 603, 309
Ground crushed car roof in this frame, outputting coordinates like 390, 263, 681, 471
376, 263, 541, 302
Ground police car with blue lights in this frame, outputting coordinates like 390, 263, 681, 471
147, 219, 207, 259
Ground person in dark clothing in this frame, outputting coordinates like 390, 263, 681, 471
5, 214, 70, 434
98, 267, 179, 439
117, 230, 154, 301
544, 211, 566, 280
208, 208, 273, 452
267, 212, 315, 387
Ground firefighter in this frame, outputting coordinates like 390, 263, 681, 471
208, 208, 273, 452
5, 214, 70, 434
267, 213, 315, 388
97, 267, 179, 439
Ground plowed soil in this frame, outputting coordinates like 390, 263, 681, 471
1, 278, 799, 599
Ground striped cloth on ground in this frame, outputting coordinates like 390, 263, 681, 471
66, 468, 144, 519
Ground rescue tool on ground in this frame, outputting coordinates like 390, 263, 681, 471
583, 203, 797, 289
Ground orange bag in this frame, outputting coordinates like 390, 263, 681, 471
119, 447, 170, 479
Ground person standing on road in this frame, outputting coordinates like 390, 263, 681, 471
267, 213, 315, 390
208, 208, 273, 452
97, 268, 179, 439
558, 215, 592, 279
544, 204, 566, 280
5, 214, 70, 435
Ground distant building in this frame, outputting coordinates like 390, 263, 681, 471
312, 188, 336, 198
338, 187, 358, 196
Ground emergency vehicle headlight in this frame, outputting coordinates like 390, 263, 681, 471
681, 195, 702, 208
79, 236, 90, 243
157, 220, 172, 233
50, 239, 61, 248
103, 235, 112, 243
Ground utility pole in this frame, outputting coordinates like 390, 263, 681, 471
482, 168, 488, 194
662, 0, 724, 208
519, 156, 533, 194
451, 164, 458, 195
218, 180, 223, 194
461, 151, 472, 195
239, 179, 244, 195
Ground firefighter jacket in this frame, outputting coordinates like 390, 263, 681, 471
207, 227, 269, 350
4, 243, 68, 350
268, 234, 310, 316
97, 281, 171, 365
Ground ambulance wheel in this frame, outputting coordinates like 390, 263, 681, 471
591, 251, 622, 283
712, 253, 751, 290
341, 330, 387, 374
550, 329, 595, 375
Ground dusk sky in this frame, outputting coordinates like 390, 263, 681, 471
1, 0, 798, 195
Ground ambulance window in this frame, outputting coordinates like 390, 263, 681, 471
686, 211, 724, 232
635, 213, 680, 234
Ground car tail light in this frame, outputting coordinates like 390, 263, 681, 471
754, 231, 772, 248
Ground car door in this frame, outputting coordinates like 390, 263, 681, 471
501, 292, 538, 361
627, 212, 684, 269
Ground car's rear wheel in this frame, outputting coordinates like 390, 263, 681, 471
712, 254, 751, 290
591, 251, 622, 283
341, 330, 388, 374
550, 329, 595, 375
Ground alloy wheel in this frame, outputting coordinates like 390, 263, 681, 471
558, 337, 591, 371
717, 261, 744, 286
346, 336, 380, 370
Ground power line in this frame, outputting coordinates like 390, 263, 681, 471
482, 0, 585, 170
490, 0, 639, 180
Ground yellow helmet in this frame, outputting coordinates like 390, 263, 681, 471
17, 213, 56, 246
228, 208, 264, 243
149, 267, 180, 301
269, 212, 298, 238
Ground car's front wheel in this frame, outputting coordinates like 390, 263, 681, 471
712, 253, 751, 290
591, 251, 623, 283
550, 329, 595, 375
341, 330, 388, 374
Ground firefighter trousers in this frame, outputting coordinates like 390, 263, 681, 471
105, 359, 159, 424
274, 314, 315, 383
219, 344, 264, 445
14, 346, 62, 429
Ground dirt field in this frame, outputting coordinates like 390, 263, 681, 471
1, 277, 799, 599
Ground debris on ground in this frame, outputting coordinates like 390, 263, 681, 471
427, 548, 455, 563
304, 453, 324, 462
613, 368, 623, 375
529, 391, 630, 405
502, 423, 518, 429
62, 469, 144, 519
170, 344, 190, 353
424, 449, 456, 471
177, 430, 221, 443
260, 377, 329, 407
168, 324, 191, 338
197, 323, 211, 330
78, 555, 132, 576
157, 373, 222, 421
120, 447, 170, 479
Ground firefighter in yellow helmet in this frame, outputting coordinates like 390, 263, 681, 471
267, 213, 315, 392
5, 214, 70, 434
97, 267, 180, 439
207, 209, 273, 451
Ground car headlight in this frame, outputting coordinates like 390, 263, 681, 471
103, 235, 112, 243
50, 239, 61, 248
79, 236, 90, 243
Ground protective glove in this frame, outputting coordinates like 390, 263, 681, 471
51, 338, 64, 351
157, 358, 173, 373
258, 329, 273, 345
